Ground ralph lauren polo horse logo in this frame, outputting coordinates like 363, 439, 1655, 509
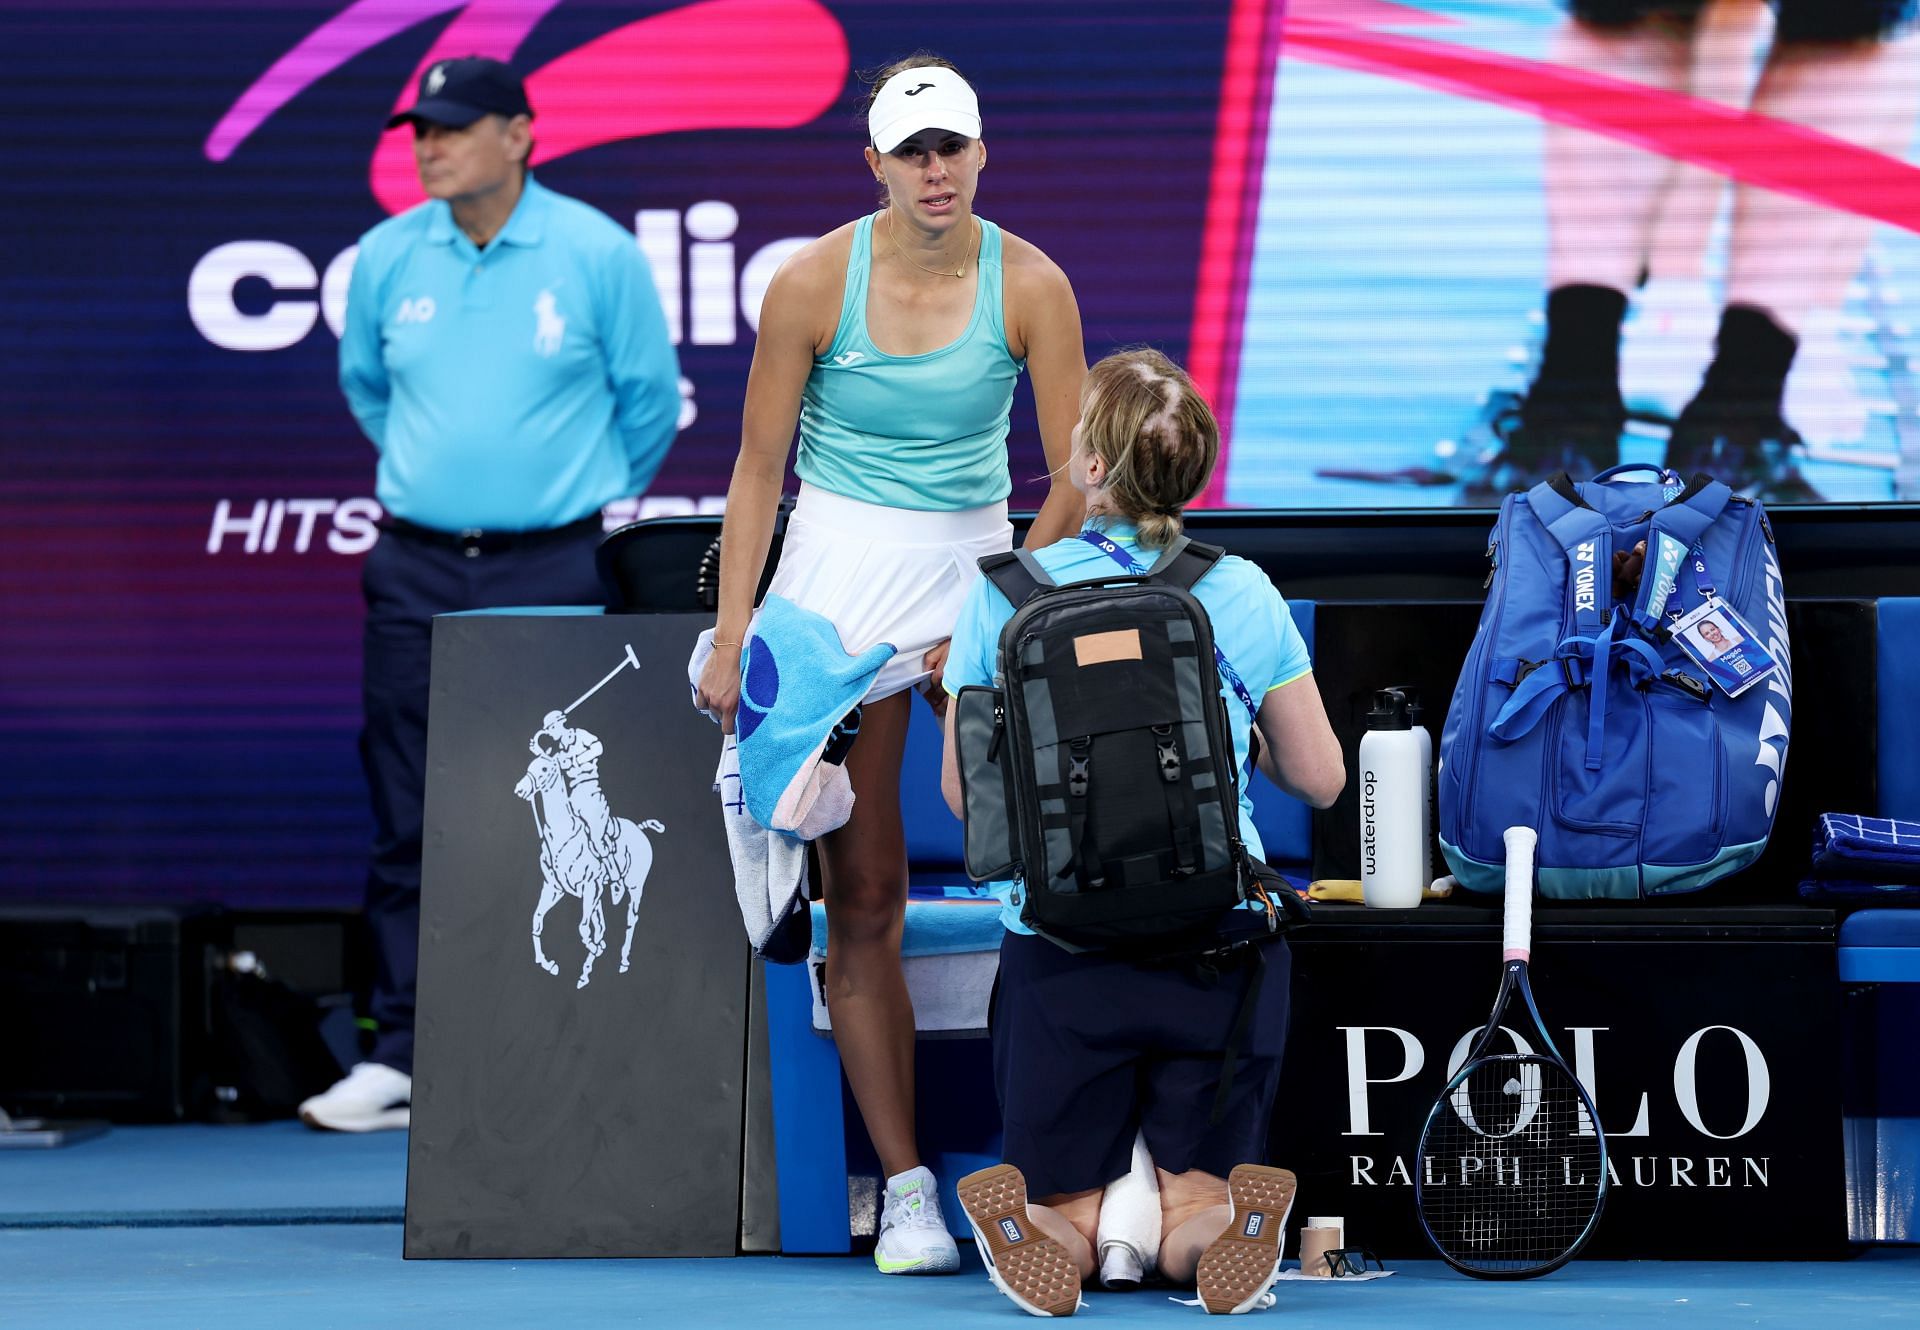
511, 644, 664, 989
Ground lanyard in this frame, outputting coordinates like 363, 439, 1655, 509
1658, 469, 1717, 604
1076, 530, 1259, 720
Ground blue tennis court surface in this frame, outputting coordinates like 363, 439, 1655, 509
0, 1123, 404, 1228
3, 1224, 1916, 1329
2, 1123, 1916, 1327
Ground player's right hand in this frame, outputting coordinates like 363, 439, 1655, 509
695, 642, 743, 735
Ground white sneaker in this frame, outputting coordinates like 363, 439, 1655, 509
1195, 1165, 1296, 1315
298, 1062, 411, 1133
1096, 1129, 1161, 1290
875, 1165, 961, 1275
956, 1163, 1083, 1315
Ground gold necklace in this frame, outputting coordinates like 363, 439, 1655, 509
885, 211, 976, 279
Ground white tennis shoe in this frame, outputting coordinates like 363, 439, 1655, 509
297, 1062, 411, 1133
875, 1166, 962, 1275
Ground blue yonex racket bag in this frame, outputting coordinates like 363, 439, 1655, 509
1437, 465, 1792, 899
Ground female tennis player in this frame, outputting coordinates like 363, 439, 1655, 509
694, 54, 1087, 1275
938, 349, 1345, 1315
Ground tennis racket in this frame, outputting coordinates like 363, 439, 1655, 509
1414, 825, 1607, 1279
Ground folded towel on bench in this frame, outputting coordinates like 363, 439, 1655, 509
1811, 814, 1920, 884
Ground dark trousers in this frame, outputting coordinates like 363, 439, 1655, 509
991, 931, 1293, 1198
359, 524, 604, 1075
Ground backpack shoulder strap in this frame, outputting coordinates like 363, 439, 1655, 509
1148, 536, 1225, 592
1510, 478, 1617, 772
1524, 477, 1611, 636
979, 548, 1054, 608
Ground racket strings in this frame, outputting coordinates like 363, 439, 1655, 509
1416, 1055, 1603, 1274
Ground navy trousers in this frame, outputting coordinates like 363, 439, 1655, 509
359, 524, 604, 1075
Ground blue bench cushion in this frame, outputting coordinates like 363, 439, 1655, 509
811, 891, 1005, 959
1841, 909, 1920, 948
1839, 909, 1920, 983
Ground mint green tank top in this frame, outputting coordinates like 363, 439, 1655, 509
794, 213, 1024, 511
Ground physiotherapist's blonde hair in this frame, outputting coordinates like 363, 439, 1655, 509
1078, 348, 1219, 550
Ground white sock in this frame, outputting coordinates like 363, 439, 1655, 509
1097, 1129, 1162, 1283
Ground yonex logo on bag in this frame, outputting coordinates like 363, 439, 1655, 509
1572, 541, 1597, 614
1000, 1217, 1024, 1243
1645, 534, 1687, 620
1754, 544, 1792, 818
1243, 1212, 1265, 1238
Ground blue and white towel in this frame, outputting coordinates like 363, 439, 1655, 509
714, 732, 812, 963
734, 595, 895, 835
688, 596, 895, 837
1811, 814, 1920, 884
687, 599, 896, 961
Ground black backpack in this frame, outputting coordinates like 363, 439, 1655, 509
953, 535, 1290, 956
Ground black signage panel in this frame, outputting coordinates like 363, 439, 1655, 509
1272, 907, 1845, 1260
406, 611, 745, 1258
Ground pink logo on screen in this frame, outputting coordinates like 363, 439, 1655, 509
203, 0, 850, 213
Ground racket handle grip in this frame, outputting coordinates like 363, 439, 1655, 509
1502, 825, 1537, 961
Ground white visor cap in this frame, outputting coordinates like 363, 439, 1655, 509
867, 66, 982, 153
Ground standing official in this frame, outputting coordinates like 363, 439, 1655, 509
301, 56, 680, 1132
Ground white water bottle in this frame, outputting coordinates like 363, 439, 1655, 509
1359, 688, 1427, 908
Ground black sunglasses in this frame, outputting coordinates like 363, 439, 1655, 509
1325, 1247, 1385, 1277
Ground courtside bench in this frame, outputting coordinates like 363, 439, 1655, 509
761, 596, 1920, 1256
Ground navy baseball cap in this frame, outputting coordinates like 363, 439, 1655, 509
387, 56, 533, 129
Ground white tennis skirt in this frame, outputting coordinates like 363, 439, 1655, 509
763, 482, 1013, 702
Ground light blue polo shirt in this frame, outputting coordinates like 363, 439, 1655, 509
339, 175, 680, 531
945, 523, 1313, 933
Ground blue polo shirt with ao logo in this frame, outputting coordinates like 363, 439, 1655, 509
339, 175, 680, 532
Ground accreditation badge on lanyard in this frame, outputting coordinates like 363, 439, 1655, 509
1668, 596, 1779, 698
